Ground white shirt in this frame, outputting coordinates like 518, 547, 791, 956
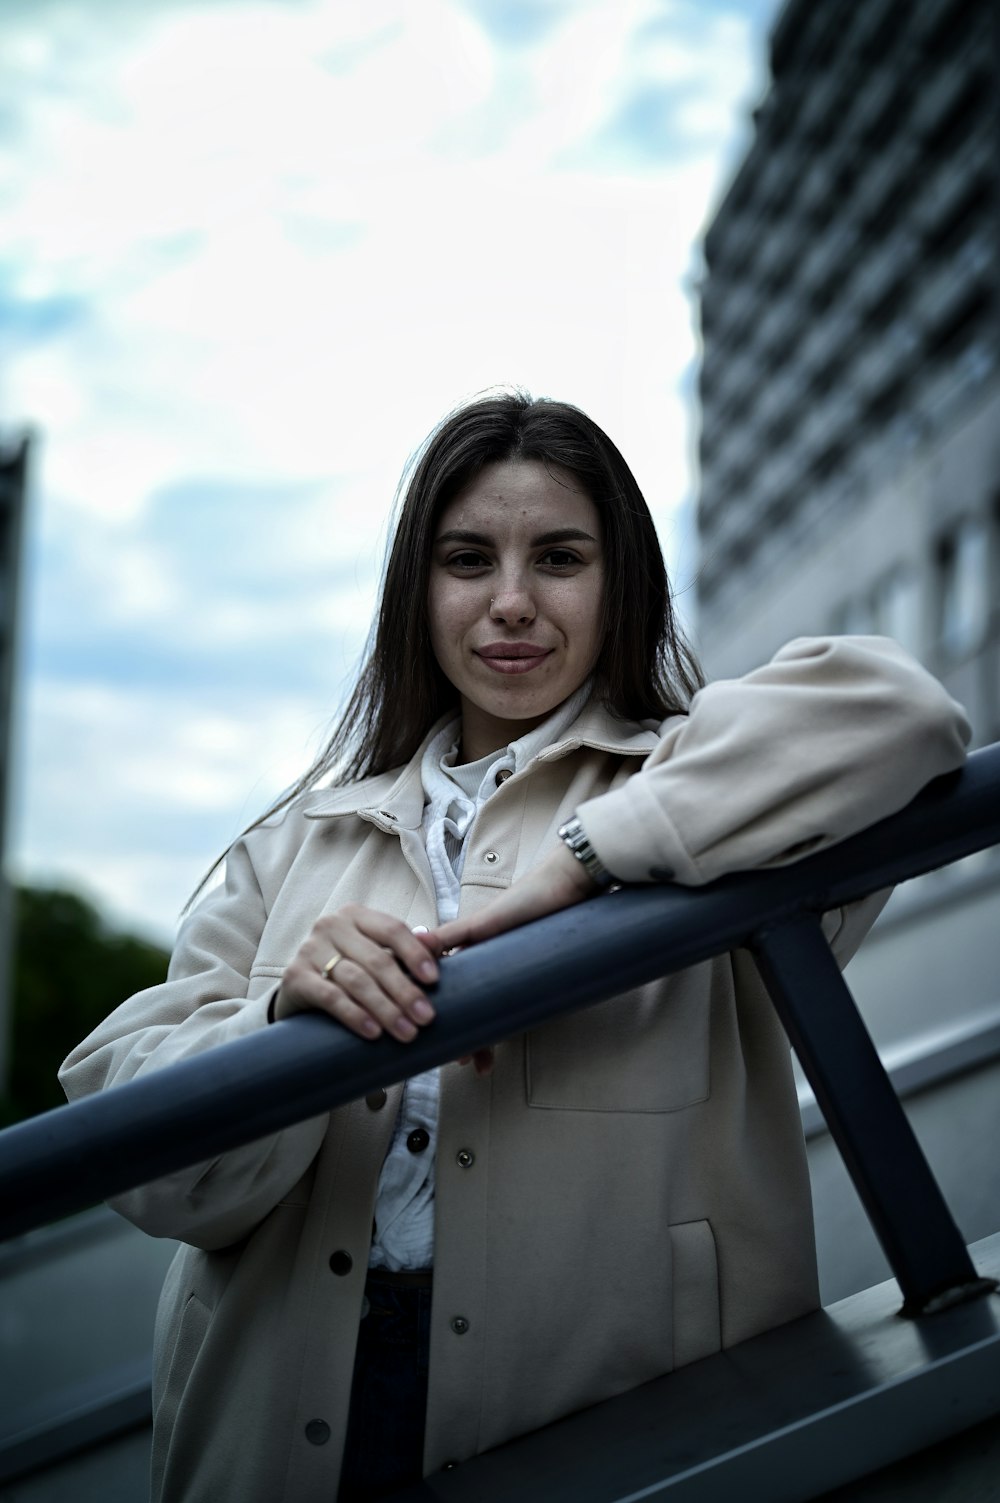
368, 686, 591, 1271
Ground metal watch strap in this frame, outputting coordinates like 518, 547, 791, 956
557, 815, 614, 889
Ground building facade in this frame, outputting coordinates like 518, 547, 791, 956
696, 0, 1000, 1288
697, 0, 999, 725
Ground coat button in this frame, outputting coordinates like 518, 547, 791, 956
366, 1089, 387, 1110
329, 1250, 353, 1276
451, 1316, 469, 1335
456, 1149, 475, 1169
407, 1128, 430, 1153
494, 768, 513, 787
305, 1419, 330, 1445
442, 1460, 459, 1470
484, 850, 499, 865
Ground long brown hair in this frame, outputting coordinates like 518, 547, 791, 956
194, 391, 701, 894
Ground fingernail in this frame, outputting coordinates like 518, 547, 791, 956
412, 999, 435, 1023
417, 959, 438, 982
361, 1019, 381, 1039
395, 1018, 417, 1041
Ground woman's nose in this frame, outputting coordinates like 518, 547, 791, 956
489, 577, 536, 625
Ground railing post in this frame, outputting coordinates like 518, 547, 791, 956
751, 912, 996, 1315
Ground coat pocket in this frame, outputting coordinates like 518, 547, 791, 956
525, 975, 710, 1113
670, 1218, 721, 1368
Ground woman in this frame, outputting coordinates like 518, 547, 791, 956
60, 392, 970, 1503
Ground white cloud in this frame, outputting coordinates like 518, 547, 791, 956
11, 674, 338, 942
2, 0, 772, 936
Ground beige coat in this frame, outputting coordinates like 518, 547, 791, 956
60, 637, 969, 1503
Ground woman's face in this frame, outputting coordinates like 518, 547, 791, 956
428, 459, 605, 762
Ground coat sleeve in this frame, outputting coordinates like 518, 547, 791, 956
576, 636, 970, 955
58, 825, 329, 1251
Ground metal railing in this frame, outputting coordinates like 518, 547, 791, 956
2, 744, 1000, 1316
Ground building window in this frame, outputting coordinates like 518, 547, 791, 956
873, 567, 923, 656
954, 338, 994, 393
937, 518, 990, 657
832, 568, 923, 655
831, 596, 875, 637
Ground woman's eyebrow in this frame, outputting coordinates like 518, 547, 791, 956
533, 527, 599, 546
434, 529, 493, 546
434, 527, 599, 546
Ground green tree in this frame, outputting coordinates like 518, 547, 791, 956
0, 884, 170, 1126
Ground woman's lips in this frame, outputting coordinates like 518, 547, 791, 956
475, 645, 552, 675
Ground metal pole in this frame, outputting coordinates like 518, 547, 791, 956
751, 912, 994, 1315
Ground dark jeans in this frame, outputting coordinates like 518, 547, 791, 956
338, 1273, 433, 1502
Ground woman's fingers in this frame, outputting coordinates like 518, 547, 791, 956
274, 906, 438, 1041
421, 891, 533, 954
423, 845, 596, 956
276, 966, 423, 1042
278, 959, 393, 1038
458, 1047, 495, 1076
341, 905, 439, 986
275, 842, 600, 1044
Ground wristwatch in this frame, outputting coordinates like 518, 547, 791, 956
557, 815, 614, 889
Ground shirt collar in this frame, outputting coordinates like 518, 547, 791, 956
425, 682, 593, 810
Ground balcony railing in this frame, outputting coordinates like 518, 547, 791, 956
851, 322, 921, 406
914, 128, 993, 238
848, 61, 902, 142
852, 225, 920, 315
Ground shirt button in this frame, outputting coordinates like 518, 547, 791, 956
484, 850, 499, 865
456, 1149, 475, 1169
407, 1127, 430, 1153
494, 768, 513, 787
366, 1089, 387, 1111
305, 1419, 330, 1446
451, 1316, 470, 1335
329, 1250, 353, 1276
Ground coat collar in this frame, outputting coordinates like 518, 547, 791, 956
534, 698, 663, 763
301, 700, 664, 827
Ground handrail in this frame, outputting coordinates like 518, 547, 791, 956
1, 744, 999, 1311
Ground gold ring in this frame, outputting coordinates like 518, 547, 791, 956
321, 951, 344, 982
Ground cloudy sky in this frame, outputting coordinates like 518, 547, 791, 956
2, 0, 778, 944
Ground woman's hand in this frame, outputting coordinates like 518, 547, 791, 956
273, 905, 439, 1043
417, 845, 597, 1075
422, 844, 597, 958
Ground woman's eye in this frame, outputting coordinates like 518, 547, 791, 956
542, 549, 581, 569
450, 551, 489, 570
